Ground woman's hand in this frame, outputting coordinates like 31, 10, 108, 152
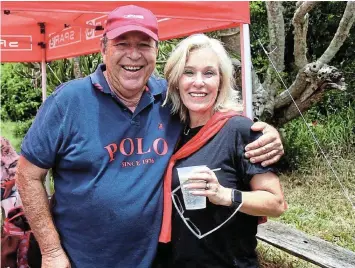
184, 167, 232, 207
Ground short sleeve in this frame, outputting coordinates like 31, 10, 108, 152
241, 131, 275, 184
230, 117, 276, 185
21, 94, 64, 169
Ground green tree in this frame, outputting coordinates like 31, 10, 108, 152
1, 63, 42, 121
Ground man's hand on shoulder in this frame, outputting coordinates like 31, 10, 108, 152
245, 121, 284, 167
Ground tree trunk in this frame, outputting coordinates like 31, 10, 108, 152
262, 1, 286, 120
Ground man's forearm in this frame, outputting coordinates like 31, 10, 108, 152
16, 157, 62, 254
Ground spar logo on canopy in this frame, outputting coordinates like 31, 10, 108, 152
49, 27, 81, 49
86, 15, 107, 40
0, 35, 32, 51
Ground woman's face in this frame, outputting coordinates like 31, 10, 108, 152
178, 47, 221, 124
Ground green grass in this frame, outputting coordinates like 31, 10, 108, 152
258, 153, 355, 267
1, 121, 22, 151
278, 154, 355, 251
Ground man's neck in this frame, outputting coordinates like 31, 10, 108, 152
103, 71, 143, 113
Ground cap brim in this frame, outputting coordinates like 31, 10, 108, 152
106, 25, 158, 41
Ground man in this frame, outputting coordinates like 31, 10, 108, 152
16, 5, 284, 268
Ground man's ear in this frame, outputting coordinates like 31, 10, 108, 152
101, 46, 106, 64
101, 52, 106, 64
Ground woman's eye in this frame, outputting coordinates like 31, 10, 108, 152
205, 71, 215, 77
183, 70, 194, 76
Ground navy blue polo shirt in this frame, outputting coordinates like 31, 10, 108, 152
21, 64, 182, 268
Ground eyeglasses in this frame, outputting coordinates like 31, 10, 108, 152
171, 182, 243, 240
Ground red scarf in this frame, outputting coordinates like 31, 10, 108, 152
159, 111, 239, 243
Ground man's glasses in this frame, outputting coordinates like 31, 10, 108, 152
171, 182, 243, 240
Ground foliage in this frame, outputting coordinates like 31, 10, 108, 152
249, 1, 269, 82
279, 98, 354, 170
1, 53, 102, 122
13, 118, 34, 140
0, 121, 22, 152
156, 39, 181, 76
78, 53, 102, 77
1, 63, 42, 121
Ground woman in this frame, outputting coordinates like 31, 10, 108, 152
158, 34, 287, 267
1, 137, 22, 217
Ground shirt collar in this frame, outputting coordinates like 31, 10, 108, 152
90, 64, 164, 98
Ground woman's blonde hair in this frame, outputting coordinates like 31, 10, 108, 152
163, 33, 241, 122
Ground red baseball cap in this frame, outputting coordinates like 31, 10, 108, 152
104, 5, 159, 41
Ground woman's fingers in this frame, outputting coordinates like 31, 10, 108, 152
184, 181, 207, 190
187, 168, 218, 183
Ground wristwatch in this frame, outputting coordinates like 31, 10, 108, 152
231, 189, 243, 207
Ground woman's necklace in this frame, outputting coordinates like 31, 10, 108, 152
183, 125, 190, 135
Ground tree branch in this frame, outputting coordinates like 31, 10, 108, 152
274, 66, 309, 109
315, 1, 355, 70
275, 63, 346, 110
277, 88, 326, 125
292, 1, 319, 68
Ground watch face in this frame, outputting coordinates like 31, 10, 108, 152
233, 189, 242, 204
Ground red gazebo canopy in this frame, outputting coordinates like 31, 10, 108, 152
1, 1, 250, 62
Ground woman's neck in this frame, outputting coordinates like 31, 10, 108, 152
188, 110, 214, 128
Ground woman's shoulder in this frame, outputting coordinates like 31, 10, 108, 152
224, 115, 254, 136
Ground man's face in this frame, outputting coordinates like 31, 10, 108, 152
102, 31, 157, 97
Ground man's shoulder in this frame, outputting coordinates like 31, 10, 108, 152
52, 76, 92, 99
148, 75, 167, 95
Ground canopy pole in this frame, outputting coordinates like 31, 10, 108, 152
240, 24, 253, 119
41, 52, 47, 101
38, 22, 51, 196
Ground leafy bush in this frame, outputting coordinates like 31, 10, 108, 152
279, 100, 354, 170
13, 119, 34, 140
1, 64, 42, 121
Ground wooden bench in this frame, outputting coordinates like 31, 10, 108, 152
257, 221, 355, 268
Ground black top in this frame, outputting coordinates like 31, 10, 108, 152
167, 116, 275, 268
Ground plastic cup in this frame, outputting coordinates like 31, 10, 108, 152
176, 165, 206, 210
